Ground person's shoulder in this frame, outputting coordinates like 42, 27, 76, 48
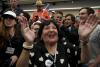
96, 25, 100, 29
93, 25, 100, 33
90, 25, 100, 38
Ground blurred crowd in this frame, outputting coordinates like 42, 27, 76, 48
0, 0, 100, 67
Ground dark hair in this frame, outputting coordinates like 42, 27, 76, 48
56, 11, 63, 16
65, 14, 75, 22
37, 19, 62, 41
21, 11, 30, 21
79, 7, 95, 15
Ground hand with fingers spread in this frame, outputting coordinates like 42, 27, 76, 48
78, 14, 98, 41
18, 16, 35, 45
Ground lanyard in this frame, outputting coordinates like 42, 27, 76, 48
49, 52, 57, 67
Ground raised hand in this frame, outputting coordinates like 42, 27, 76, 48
18, 16, 35, 44
78, 14, 98, 41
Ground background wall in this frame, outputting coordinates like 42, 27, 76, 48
20, 0, 100, 17
0, 0, 100, 17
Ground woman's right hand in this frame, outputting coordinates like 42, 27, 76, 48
18, 16, 35, 45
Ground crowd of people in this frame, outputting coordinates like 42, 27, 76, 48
0, 0, 100, 67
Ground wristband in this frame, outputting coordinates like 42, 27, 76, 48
23, 42, 33, 50
80, 40, 88, 46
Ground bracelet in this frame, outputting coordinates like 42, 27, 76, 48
23, 42, 33, 50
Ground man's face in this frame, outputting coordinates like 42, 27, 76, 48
64, 16, 73, 27
54, 13, 63, 26
54, 14, 62, 21
79, 9, 89, 22
10, 0, 18, 7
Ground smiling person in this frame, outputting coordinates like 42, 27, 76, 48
17, 19, 70, 67
79, 7, 100, 67
16, 9, 99, 67
60, 13, 80, 67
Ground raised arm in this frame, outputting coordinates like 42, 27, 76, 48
78, 14, 98, 63
16, 16, 35, 67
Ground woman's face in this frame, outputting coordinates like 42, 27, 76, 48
4, 17, 16, 27
41, 23, 58, 44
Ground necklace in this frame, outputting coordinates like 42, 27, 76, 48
45, 52, 57, 67
45, 43, 57, 67
49, 51, 57, 67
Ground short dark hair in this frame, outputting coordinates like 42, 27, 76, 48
79, 7, 95, 15
21, 11, 30, 21
65, 14, 75, 22
56, 11, 63, 16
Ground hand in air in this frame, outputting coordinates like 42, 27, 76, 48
18, 16, 35, 44
78, 14, 98, 41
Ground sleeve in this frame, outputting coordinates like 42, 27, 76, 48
32, 12, 39, 22
42, 10, 50, 20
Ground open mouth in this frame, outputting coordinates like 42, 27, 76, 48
48, 33, 56, 38
48, 35, 55, 38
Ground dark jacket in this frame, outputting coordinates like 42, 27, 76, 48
0, 25, 24, 67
